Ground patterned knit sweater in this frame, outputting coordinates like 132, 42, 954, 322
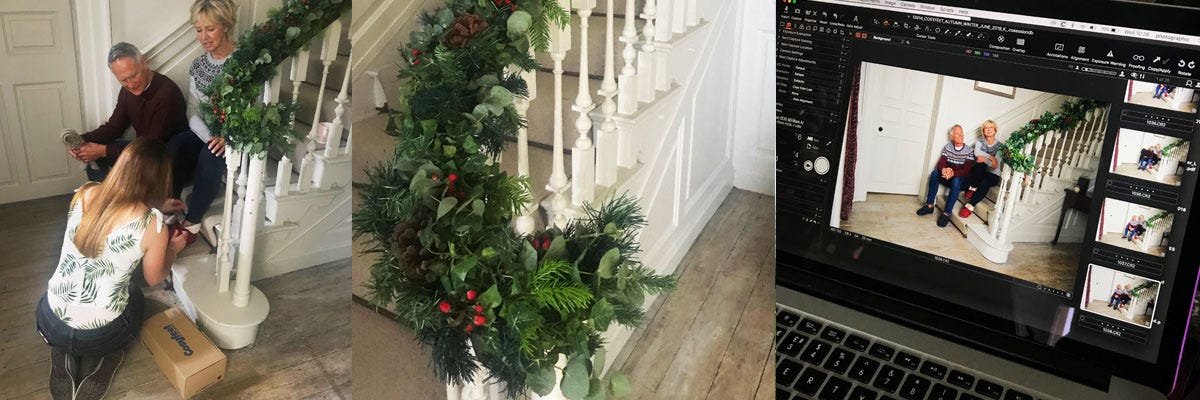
935, 143, 976, 177
187, 52, 228, 142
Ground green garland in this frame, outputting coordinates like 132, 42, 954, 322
999, 99, 1107, 174
1162, 138, 1187, 157
1146, 211, 1170, 229
353, 0, 674, 398
201, 0, 351, 156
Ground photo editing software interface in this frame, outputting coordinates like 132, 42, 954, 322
777, 0, 1200, 364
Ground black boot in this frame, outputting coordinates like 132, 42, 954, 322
48, 347, 75, 400
74, 349, 123, 400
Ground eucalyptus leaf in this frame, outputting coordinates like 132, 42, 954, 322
544, 236, 567, 261
507, 11, 533, 36
590, 298, 614, 329
437, 197, 459, 219
561, 357, 589, 399
520, 240, 538, 271
286, 26, 302, 39
609, 374, 631, 398
443, 145, 457, 158
437, 8, 454, 25
529, 363, 556, 396
597, 248, 620, 278
471, 199, 485, 217
584, 378, 606, 400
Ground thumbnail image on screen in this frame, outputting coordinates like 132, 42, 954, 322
1124, 79, 1199, 114
1109, 128, 1189, 187
1080, 263, 1162, 328
1095, 197, 1173, 258
830, 62, 1112, 293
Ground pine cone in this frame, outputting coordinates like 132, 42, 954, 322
446, 14, 489, 49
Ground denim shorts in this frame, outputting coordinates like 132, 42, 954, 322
35, 283, 144, 357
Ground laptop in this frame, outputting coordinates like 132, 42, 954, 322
775, 1, 1200, 399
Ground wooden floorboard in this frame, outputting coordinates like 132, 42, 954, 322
0, 194, 351, 400
614, 189, 775, 399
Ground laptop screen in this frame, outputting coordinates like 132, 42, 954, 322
776, 0, 1200, 394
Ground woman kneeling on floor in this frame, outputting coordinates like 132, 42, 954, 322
35, 138, 189, 400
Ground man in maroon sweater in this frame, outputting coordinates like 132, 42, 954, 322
69, 42, 188, 184
916, 124, 976, 227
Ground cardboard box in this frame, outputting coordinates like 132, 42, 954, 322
141, 307, 226, 399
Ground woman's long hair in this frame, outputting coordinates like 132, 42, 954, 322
73, 138, 172, 258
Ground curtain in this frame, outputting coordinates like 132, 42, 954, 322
840, 69, 861, 221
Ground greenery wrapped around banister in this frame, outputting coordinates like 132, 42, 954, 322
353, 0, 674, 398
999, 98, 1107, 174
201, 0, 351, 157
1146, 211, 1170, 229
1162, 138, 1187, 157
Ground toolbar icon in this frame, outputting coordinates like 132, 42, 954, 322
1077, 46, 1086, 54
1054, 43, 1064, 51
997, 35, 1005, 43
1016, 38, 1025, 46
1190, 61, 1196, 69
1179, 60, 1186, 68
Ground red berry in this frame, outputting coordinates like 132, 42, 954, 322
466, 289, 478, 301
542, 239, 551, 251
438, 301, 451, 313
464, 324, 474, 333
511, 4, 516, 10
431, 174, 438, 181
412, 48, 419, 55
447, 173, 457, 183
474, 315, 487, 326
414, 58, 420, 65
474, 304, 483, 313
532, 238, 541, 249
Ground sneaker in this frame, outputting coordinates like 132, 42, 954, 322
48, 347, 75, 400
75, 349, 123, 400
937, 213, 951, 227
916, 205, 935, 216
959, 207, 973, 218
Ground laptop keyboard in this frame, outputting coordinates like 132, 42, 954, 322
776, 304, 1048, 400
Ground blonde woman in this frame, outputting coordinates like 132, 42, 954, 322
36, 139, 188, 399
173, 0, 238, 244
960, 120, 1003, 218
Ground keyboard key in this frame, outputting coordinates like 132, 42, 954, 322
777, 359, 802, 387
919, 360, 948, 379
777, 333, 809, 357
847, 386, 879, 400
795, 367, 828, 396
880, 397, 899, 400
845, 334, 871, 352
821, 326, 847, 343
960, 394, 984, 400
947, 370, 976, 389
776, 387, 792, 400
818, 376, 853, 400
798, 318, 823, 335
778, 310, 801, 328
800, 339, 833, 364
776, 326, 787, 342
928, 383, 957, 400
869, 343, 895, 361
974, 379, 1004, 399
1003, 389, 1033, 400
894, 352, 921, 370
847, 356, 881, 383
872, 365, 905, 393
897, 374, 931, 400
823, 347, 856, 374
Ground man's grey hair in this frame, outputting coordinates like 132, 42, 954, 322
107, 42, 143, 64
948, 124, 964, 135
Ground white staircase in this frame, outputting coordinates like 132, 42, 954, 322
171, 17, 353, 350
930, 105, 1111, 264
429, 0, 739, 398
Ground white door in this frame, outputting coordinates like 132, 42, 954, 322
0, 0, 85, 204
859, 63, 939, 195
1088, 267, 1114, 303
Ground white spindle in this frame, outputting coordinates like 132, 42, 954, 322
687, 0, 698, 27
274, 155, 292, 196
234, 155, 266, 308
998, 171, 1023, 243
513, 96, 535, 236
988, 165, 1010, 238
595, 0, 619, 187
655, 0, 673, 42
546, 24, 572, 229
672, 0, 686, 34
572, 0, 597, 206
637, 0, 657, 102
289, 49, 310, 129
217, 149, 241, 293
233, 151, 249, 234
323, 53, 352, 159
618, 0, 639, 116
